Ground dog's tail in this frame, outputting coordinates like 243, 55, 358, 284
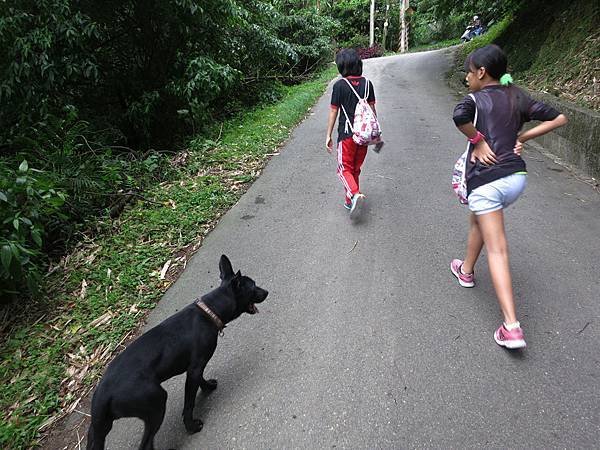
86, 390, 112, 450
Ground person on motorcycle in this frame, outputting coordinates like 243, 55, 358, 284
472, 16, 483, 36
461, 15, 485, 42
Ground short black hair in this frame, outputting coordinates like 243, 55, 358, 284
464, 44, 507, 80
335, 48, 363, 77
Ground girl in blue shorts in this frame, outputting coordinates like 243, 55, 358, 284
451, 44, 568, 349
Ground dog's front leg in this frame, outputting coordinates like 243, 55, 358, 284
182, 371, 203, 433
182, 366, 216, 434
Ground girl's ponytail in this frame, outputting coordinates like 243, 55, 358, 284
500, 73, 513, 86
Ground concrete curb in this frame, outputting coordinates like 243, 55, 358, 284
525, 91, 600, 181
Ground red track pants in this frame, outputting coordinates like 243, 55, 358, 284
337, 137, 368, 203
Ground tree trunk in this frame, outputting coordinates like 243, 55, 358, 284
399, 0, 407, 53
370, 0, 375, 47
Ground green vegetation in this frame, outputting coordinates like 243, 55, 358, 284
409, 0, 521, 47
453, 0, 599, 111
459, 15, 514, 58
1, 0, 597, 447
496, 0, 599, 110
0, 0, 337, 300
0, 65, 338, 449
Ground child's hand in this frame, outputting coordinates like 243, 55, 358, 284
514, 140, 523, 156
326, 135, 333, 153
470, 140, 497, 166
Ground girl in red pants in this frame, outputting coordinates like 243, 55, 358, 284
326, 48, 378, 219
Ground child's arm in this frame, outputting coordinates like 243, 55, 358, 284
326, 107, 338, 153
514, 114, 568, 154
369, 103, 377, 117
453, 96, 497, 166
457, 122, 497, 166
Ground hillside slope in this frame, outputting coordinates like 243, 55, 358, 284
495, 0, 599, 110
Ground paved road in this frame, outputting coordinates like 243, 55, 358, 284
106, 49, 600, 449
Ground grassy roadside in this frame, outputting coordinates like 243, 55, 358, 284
0, 65, 338, 449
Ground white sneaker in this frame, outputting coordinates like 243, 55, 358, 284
350, 193, 365, 219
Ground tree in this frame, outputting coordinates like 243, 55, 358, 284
370, 0, 376, 46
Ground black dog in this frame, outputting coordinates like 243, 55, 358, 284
86, 255, 268, 450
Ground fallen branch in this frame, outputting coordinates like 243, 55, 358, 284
577, 321, 591, 334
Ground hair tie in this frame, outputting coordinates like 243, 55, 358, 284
500, 73, 513, 86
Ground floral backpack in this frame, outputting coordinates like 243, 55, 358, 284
451, 93, 477, 205
340, 77, 382, 146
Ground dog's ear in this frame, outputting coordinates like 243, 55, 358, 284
231, 270, 243, 288
231, 270, 242, 290
219, 255, 234, 281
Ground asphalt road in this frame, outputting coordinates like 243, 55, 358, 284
105, 49, 600, 449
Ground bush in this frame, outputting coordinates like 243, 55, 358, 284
0, 160, 66, 300
1, 109, 173, 300
275, 12, 339, 75
356, 44, 384, 59
0, 1, 336, 150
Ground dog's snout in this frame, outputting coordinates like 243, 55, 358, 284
256, 288, 268, 301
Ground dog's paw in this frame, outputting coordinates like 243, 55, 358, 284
202, 379, 218, 391
185, 418, 204, 434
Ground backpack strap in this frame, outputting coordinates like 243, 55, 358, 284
340, 77, 370, 133
363, 78, 370, 100
340, 104, 353, 133
469, 93, 478, 126
465, 93, 478, 153
342, 77, 368, 101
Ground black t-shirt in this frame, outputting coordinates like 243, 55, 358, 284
453, 85, 560, 194
331, 76, 376, 143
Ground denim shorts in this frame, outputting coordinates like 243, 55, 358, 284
468, 173, 527, 215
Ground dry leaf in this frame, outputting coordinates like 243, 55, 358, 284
79, 279, 88, 300
159, 259, 172, 280
39, 414, 59, 431
88, 311, 113, 328
22, 395, 37, 405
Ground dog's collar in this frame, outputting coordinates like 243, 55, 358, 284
194, 299, 226, 335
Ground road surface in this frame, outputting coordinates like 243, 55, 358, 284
104, 49, 600, 449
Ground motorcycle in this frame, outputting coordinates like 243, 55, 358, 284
460, 24, 486, 42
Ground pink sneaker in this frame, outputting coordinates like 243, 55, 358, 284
450, 259, 474, 287
494, 324, 526, 349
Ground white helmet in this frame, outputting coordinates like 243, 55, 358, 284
473, 15, 479, 20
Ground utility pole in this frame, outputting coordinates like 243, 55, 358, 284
382, 2, 390, 51
370, 0, 375, 47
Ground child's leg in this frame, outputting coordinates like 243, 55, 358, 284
352, 145, 368, 194
462, 213, 483, 274
476, 209, 518, 324
337, 138, 359, 201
